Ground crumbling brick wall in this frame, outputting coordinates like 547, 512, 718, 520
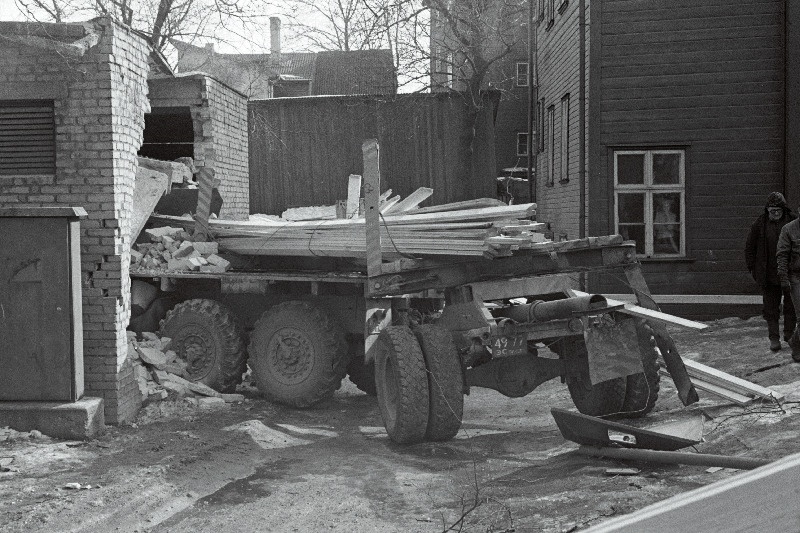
196, 77, 249, 219
0, 17, 150, 424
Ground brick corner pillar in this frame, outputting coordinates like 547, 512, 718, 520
76, 17, 151, 424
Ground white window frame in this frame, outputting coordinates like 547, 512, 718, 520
559, 94, 569, 183
516, 132, 529, 156
516, 62, 529, 87
613, 149, 686, 257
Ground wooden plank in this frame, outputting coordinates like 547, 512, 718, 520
411, 197, 511, 214
660, 370, 753, 406
193, 167, 215, 241
363, 140, 382, 277
570, 290, 708, 330
582, 451, 800, 533
383, 187, 433, 214
131, 166, 170, 243
345, 174, 362, 219
682, 359, 784, 402
379, 195, 401, 214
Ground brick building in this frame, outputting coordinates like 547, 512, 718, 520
0, 17, 251, 423
0, 17, 150, 423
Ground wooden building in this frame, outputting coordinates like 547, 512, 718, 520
533, 0, 800, 316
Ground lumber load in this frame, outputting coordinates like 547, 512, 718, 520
148, 202, 544, 260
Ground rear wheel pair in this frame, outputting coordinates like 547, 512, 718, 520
375, 325, 464, 444
562, 320, 660, 418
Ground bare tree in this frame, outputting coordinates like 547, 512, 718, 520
12, 0, 271, 52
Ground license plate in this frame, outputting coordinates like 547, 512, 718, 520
491, 334, 528, 357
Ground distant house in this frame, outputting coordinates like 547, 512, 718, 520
173, 17, 397, 99
428, 4, 532, 203
533, 0, 799, 316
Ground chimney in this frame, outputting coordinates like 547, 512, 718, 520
270, 17, 281, 66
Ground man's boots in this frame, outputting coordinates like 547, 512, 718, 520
791, 327, 800, 362
768, 320, 782, 352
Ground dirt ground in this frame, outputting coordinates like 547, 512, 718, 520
3, 315, 800, 533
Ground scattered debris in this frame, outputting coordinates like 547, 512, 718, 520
604, 468, 641, 476
130, 226, 230, 273
63, 483, 94, 490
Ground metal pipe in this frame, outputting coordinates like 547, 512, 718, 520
577, 446, 771, 470
496, 295, 607, 323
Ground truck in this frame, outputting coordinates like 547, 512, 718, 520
130, 140, 699, 444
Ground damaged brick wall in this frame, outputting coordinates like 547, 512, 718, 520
0, 17, 150, 424
194, 77, 249, 219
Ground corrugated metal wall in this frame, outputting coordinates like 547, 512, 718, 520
248, 92, 499, 215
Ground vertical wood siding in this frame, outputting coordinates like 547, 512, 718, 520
591, 0, 785, 296
535, 0, 586, 241
248, 93, 498, 215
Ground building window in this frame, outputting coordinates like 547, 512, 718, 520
537, 98, 545, 153
546, 105, 555, 185
516, 132, 529, 156
538, 0, 545, 21
0, 101, 55, 175
558, 0, 569, 15
559, 94, 570, 183
614, 149, 686, 257
516, 62, 529, 87
547, 0, 556, 28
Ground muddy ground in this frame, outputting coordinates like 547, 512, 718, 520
3, 315, 800, 533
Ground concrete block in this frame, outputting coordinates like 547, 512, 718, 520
192, 241, 218, 255
173, 244, 195, 259
0, 398, 105, 440
205, 254, 230, 270
167, 258, 191, 271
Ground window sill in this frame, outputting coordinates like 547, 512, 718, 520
559, 178, 569, 185
638, 256, 696, 264
558, 0, 568, 15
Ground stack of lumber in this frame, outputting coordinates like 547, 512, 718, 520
131, 226, 231, 273
149, 198, 546, 260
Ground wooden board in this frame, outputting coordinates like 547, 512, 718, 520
383, 187, 433, 214
345, 174, 361, 219
659, 370, 753, 406
131, 166, 169, 242
682, 359, 784, 402
570, 290, 708, 330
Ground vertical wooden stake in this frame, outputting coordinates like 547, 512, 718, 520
363, 140, 382, 278
346, 174, 362, 219
194, 167, 215, 241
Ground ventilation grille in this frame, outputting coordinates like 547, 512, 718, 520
0, 102, 56, 175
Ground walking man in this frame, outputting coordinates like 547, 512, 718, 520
777, 200, 800, 360
746, 192, 796, 351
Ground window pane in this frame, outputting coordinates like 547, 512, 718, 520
617, 193, 644, 223
653, 192, 681, 254
652, 153, 681, 184
617, 154, 644, 185
619, 224, 645, 254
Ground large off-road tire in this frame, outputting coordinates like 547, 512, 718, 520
552, 337, 627, 417
158, 298, 247, 393
414, 324, 464, 441
619, 320, 661, 417
248, 301, 348, 408
375, 326, 430, 444
346, 337, 377, 396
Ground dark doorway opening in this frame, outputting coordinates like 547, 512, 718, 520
139, 107, 194, 160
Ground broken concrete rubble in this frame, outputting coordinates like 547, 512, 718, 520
131, 226, 231, 273
127, 331, 243, 408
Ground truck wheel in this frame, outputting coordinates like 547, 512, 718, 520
375, 326, 429, 444
620, 321, 661, 417
554, 338, 627, 417
347, 338, 377, 396
414, 324, 463, 441
159, 299, 247, 393
248, 301, 348, 408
